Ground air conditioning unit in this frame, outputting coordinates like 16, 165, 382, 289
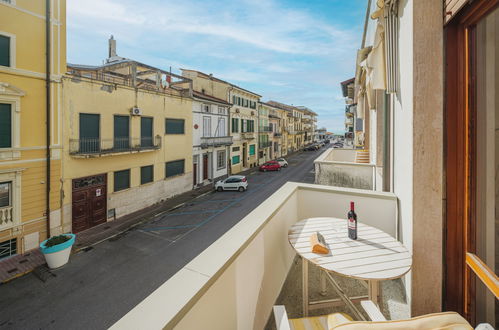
130, 107, 142, 116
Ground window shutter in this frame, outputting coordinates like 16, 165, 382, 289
140, 165, 154, 184
165, 160, 185, 177
0, 104, 12, 148
140, 117, 153, 146
114, 169, 130, 192
0, 35, 10, 67
165, 119, 185, 134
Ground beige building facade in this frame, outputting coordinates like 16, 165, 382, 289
62, 56, 194, 233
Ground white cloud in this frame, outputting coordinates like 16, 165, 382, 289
67, 0, 362, 132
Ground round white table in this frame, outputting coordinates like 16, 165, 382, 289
288, 217, 412, 319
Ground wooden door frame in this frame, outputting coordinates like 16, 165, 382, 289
444, 0, 499, 323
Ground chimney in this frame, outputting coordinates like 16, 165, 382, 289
109, 35, 117, 58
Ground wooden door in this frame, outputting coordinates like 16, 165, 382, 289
203, 154, 208, 180
193, 163, 197, 185
72, 174, 107, 233
444, 0, 499, 324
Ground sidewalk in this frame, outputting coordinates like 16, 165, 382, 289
0, 162, 270, 284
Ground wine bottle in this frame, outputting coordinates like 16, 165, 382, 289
347, 201, 357, 240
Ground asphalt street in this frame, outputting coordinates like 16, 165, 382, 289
0, 148, 323, 330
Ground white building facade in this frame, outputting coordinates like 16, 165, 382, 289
192, 92, 232, 188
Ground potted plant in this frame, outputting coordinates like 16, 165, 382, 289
40, 233, 76, 269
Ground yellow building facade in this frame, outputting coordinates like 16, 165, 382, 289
228, 87, 260, 173
0, 0, 65, 256
61, 60, 193, 233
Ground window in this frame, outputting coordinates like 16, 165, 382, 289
0, 103, 11, 148
0, 35, 10, 67
141, 117, 153, 147
114, 115, 130, 150
232, 96, 236, 104
241, 119, 246, 133
218, 106, 225, 114
0, 181, 11, 208
165, 118, 185, 134
202, 104, 210, 112
79, 114, 100, 153
232, 146, 240, 152
231, 118, 238, 133
232, 155, 240, 164
203, 116, 211, 137
114, 169, 130, 192
217, 117, 226, 136
217, 150, 226, 169
165, 159, 184, 178
249, 144, 255, 156
140, 165, 154, 185
0, 238, 16, 260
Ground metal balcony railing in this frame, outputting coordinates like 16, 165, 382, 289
200, 136, 233, 148
274, 132, 282, 137
69, 136, 161, 156
259, 126, 272, 132
241, 132, 255, 139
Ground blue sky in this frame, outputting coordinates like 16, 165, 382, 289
67, 0, 366, 133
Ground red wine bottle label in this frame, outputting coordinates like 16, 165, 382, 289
348, 217, 356, 230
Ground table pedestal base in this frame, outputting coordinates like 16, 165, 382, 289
301, 258, 382, 321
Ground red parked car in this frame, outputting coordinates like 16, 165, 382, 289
259, 161, 281, 172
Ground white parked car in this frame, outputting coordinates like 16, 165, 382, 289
215, 175, 248, 192
276, 158, 288, 167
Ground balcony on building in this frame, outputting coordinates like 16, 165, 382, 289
200, 136, 233, 149
259, 126, 272, 133
273, 131, 282, 137
112, 180, 406, 329
241, 132, 255, 140
314, 147, 374, 190
69, 136, 161, 158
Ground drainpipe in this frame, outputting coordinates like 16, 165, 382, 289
382, 93, 390, 192
45, 0, 51, 238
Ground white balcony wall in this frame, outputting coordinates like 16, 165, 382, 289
111, 183, 399, 330
315, 148, 375, 190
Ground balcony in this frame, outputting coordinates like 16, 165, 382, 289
200, 136, 233, 148
345, 117, 354, 125
0, 206, 13, 231
274, 132, 282, 137
314, 148, 375, 190
241, 132, 255, 140
111, 182, 403, 329
259, 126, 272, 132
69, 136, 161, 157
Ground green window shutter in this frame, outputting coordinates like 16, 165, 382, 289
114, 115, 129, 150
140, 165, 154, 184
80, 114, 100, 139
232, 155, 240, 164
232, 118, 239, 133
249, 145, 255, 155
79, 113, 100, 152
232, 95, 236, 104
165, 159, 185, 178
114, 169, 130, 192
0, 35, 10, 67
165, 119, 185, 134
141, 117, 153, 146
0, 104, 11, 148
